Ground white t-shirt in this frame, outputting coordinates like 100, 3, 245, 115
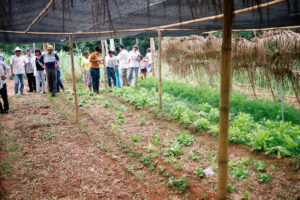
10, 55, 28, 75
128, 50, 139, 68
105, 55, 117, 68
138, 60, 148, 69
146, 52, 152, 65
0, 61, 9, 89
117, 49, 129, 70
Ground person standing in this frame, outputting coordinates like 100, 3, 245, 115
146, 48, 152, 72
0, 59, 9, 114
106, 50, 117, 88
138, 54, 148, 80
81, 52, 92, 90
25, 47, 36, 93
10, 47, 28, 95
128, 44, 140, 86
34, 49, 46, 94
38, 45, 60, 97
117, 44, 129, 86
89, 46, 102, 93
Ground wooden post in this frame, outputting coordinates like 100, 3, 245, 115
110, 39, 115, 51
101, 40, 107, 88
43, 43, 47, 53
68, 34, 79, 123
136, 38, 139, 45
120, 38, 123, 44
150, 37, 156, 76
33, 43, 35, 50
158, 30, 162, 111
217, 1, 234, 200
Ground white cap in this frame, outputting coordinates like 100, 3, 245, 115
14, 47, 22, 52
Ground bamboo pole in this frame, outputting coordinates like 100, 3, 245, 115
150, 37, 156, 76
158, 30, 162, 111
101, 40, 107, 89
0, 0, 289, 36
120, 38, 123, 44
25, 0, 54, 33
217, 0, 234, 199
68, 34, 79, 123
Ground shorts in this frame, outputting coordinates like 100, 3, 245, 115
141, 68, 147, 73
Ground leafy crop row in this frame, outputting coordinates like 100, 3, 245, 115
112, 86, 300, 158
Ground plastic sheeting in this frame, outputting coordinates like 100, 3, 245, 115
0, 0, 299, 43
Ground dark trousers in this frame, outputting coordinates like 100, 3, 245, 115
0, 83, 9, 113
46, 68, 57, 96
57, 70, 65, 92
106, 67, 117, 88
90, 68, 100, 92
26, 73, 36, 92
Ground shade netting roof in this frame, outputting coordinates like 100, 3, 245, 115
0, 0, 299, 43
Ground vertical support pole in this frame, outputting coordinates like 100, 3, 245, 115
33, 43, 35, 50
217, 1, 234, 200
120, 38, 123, 44
279, 82, 284, 122
158, 30, 162, 111
150, 37, 156, 76
110, 39, 115, 51
101, 40, 107, 89
68, 34, 79, 123
136, 38, 139, 45
43, 43, 47, 53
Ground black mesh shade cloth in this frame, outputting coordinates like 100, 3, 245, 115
0, 0, 299, 43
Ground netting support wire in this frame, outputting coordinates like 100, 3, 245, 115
0, 0, 287, 37
217, 0, 234, 199
69, 34, 79, 123
25, 0, 55, 33
157, 30, 162, 111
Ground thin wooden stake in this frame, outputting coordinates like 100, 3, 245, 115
101, 40, 108, 89
158, 30, 162, 111
150, 38, 156, 76
247, 69, 257, 98
265, 69, 276, 101
69, 34, 79, 123
217, 0, 234, 199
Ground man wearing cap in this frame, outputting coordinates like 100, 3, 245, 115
128, 44, 140, 86
117, 44, 129, 86
10, 47, 29, 95
38, 45, 60, 97
25, 47, 37, 93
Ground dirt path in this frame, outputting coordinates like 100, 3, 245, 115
0, 80, 157, 200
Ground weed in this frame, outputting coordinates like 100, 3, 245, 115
227, 184, 233, 193
164, 141, 184, 157
175, 161, 183, 171
241, 192, 249, 200
175, 132, 194, 146
140, 155, 151, 165
152, 135, 160, 146
139, 118, 146, 126
230, 161, 249, 180
188, 151, 199, 162
168, 175, 189, 193
194, 118, 211, 130
253, 160, 265, 172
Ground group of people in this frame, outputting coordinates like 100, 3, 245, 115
0, 45, 66, 114
81, 44, 152, 93
9, 45, 65, 98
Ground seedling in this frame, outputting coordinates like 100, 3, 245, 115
227, 184, 233, 193
188, 151, 199, 162
258, 173, 272, 183
140, 155, 151, 165
175, 161, 183, 171
194, 167, 206, 178
230, 161, 249, 180
139, 118, 146, 126
168, 175, 189, 193
152, 135, 160, 146
241, 192, 249, 200
253, 160, 265, 172
131, 135, 141, 143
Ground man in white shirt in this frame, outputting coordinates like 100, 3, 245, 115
25, 47, 36, 92
117, 44, 129, 86
106, 50, 117, 88
146, 48, 152, 72
128, 44, 140, 86
10, 47, 28, 95
0, 59, 10, 114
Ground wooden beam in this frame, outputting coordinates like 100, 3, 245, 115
25, 0, 54, 33
101, 40, 108, 89
217, 0, 234, 199
0, 0, 288, 36
158, 30, 162, 111
68, 34, 79, 123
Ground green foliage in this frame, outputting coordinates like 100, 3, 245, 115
131, 135, 141, 143
258, 173, 272, 184
227, 184, 233, 193
165, 141, 184, 157
253, 160, 265, 172
194, 118, 211, 130
151, 135, 160, 146
241, 192, 249, 200
139, 118, 146, 126
140, 155, 151, 165
174, 132, 194, 146
168, 175, 189, 193
229, 161, 249, 180
188, 151, 199, 161
194, 167, 206, 178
